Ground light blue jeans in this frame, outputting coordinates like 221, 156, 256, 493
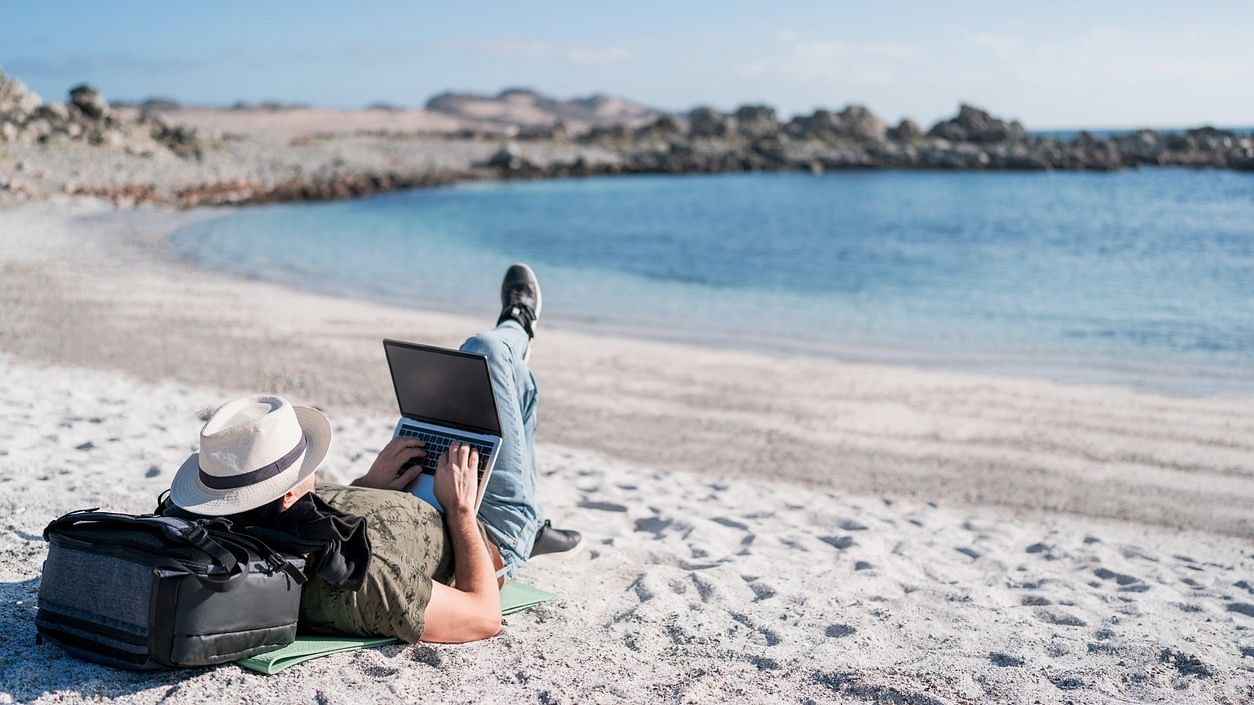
460, 320, 542, 578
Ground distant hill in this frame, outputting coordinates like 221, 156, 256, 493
425, 87, 664, 131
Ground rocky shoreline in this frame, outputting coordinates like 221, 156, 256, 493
506, 103, 1254, 175
3, 70, 1252, 208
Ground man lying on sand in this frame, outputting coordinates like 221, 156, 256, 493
164, 264, 579, 643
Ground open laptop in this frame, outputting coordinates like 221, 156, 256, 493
383, 339, 502, 513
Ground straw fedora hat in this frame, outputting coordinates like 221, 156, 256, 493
170, 394, 332, 515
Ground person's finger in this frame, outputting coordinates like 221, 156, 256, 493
392, 463, 424, 490
385, 437, 413, 460
438, 449, 450, 472
378, 438, 401, 459
457, 443, 470, 472
387, 437, 425, 456
399, 446, 427, 461
468, 449, 479, 476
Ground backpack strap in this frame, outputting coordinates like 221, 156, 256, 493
44, 508, 305, 589
207, 528, 308, 585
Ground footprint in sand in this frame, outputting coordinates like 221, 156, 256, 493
1159, 648, 1215, 677
731, 612, 781, 646
1093, 567, 1150, 592
747, 655, 779, 671
634, 516, 672, 537
839, 520, 868, 531
989, 652, 1025, 667
747, 582, 775, 602
955, 547, 981, 560
1228, 603, 1254, 618
1087, 641, 1119, 655
1034, 607, 1086, 627
712, 517, 749, 530
579, 500, 628, 513
361, 664, 400, 678
1027, 542, 1067, 561
626, 574, 655, 602
826, 624, 856, 638
820, 535, 856, 550
410, 645, 444, 668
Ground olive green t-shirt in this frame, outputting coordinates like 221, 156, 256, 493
299, 483, 453, 643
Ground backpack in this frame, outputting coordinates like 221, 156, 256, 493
37, 509, 308, 670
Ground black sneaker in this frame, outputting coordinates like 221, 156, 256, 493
529, 519, 581, 558
497, 262, 542, 344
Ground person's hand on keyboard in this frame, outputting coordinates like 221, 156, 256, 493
351, 437, 428, 491
435, 441, 480, 515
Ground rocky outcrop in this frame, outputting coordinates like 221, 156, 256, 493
6, 66, 1254, 208
632, 115, 684, 141
69, 84, 108, 119
928, 104, 1026, 144
0, 70, 42, 117
733, 105, 779, 139
687, 106, 733, 138
786, 105, 886, 143
481, 142, 528, 170
1, 72, 203, 159
426, 88, 662, 131
557, 102, 1252, 174
888, 119, 923, 142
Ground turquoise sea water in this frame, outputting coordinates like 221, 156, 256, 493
171, 170, 1254, 395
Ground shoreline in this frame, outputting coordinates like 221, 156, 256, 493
167, 173, 1254, 401
2, 197, 1253, 539
4, 91, 1254, 209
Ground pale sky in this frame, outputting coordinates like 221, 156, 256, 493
2, 0, 1252, 129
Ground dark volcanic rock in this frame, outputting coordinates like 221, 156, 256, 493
786, 104, 886, 143
888, 118, 923, 142
688, 106, 733, 138
733, 104, 779, 138
632, 115, 683, 140
153, 123, 202, 160
928, 104, 1025, 144
69, 83, 109, 119
484, 142, 527, 170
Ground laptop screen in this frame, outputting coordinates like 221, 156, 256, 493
383, 340, 502, 436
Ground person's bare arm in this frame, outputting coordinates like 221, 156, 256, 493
420, 442, 502, 643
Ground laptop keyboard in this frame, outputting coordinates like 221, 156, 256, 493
397, 426, 492, 475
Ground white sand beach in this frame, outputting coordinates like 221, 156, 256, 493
1, 200, 1252, 704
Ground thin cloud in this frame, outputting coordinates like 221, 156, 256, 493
5, 53, 204, 77
740, 40, 922, 83
565, 47, 632, 65
434, 38, 632, 66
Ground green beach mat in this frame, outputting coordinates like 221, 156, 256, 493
238, 582, 557, 674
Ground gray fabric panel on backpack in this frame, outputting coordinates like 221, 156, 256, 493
39, 544, 153, 638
